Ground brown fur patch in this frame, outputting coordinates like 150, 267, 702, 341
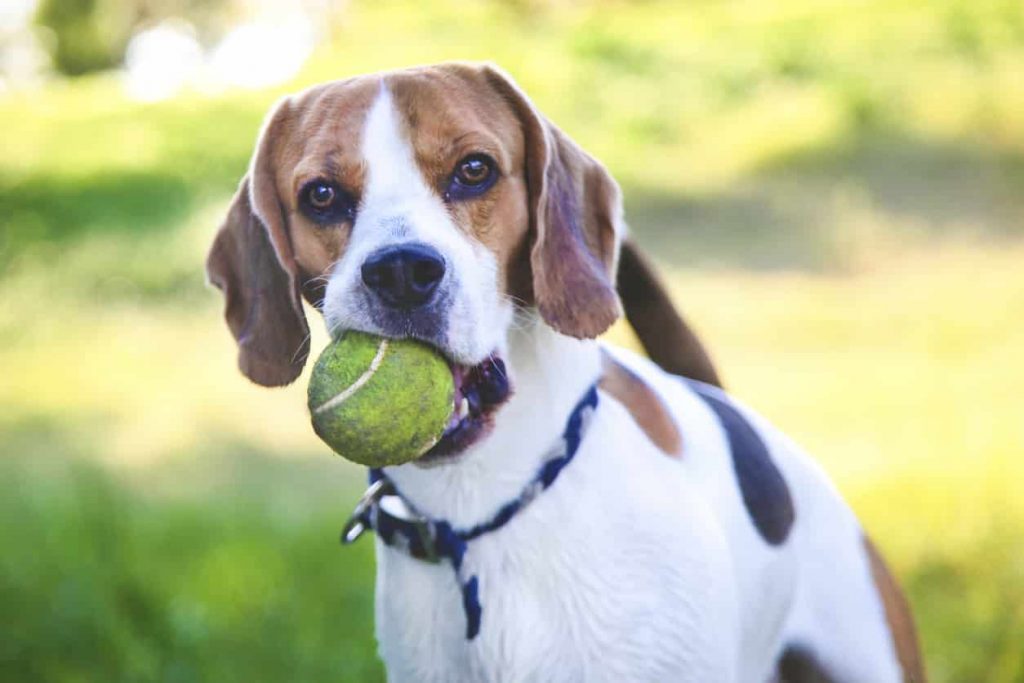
864, 536, 927, 683
382, 63, 625, 336
479, 65, 623, 338
205, 181, 310, 386
386, 66, 532, 301
275, 78, 378, 289
600, 351, 682, 457
205, 78, 380, 385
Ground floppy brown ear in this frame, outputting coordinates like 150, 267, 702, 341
205, 99, 310, 387
475, 67, 722, 383
484, 67, 622, 338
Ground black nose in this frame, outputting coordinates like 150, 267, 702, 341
361, 244, 446, 308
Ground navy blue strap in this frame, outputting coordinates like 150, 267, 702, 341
357, 383, 600, 639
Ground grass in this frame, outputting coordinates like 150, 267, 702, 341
0, 450, 382, 683
2, 0, 1024, 680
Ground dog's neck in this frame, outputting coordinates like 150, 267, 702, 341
386, 314, 603, 529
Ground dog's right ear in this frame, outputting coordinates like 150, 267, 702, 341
479, 64, 622, 339
205, 99, 310, 387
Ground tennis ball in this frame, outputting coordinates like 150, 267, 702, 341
307, 331, 454, 467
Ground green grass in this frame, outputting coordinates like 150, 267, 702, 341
0, 448, 382, 683
2, 0, 1024, 680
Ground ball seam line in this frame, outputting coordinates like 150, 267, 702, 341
312, 338, 390, 415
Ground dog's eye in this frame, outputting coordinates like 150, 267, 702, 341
308, 183, 335, 209
300, 180, 355, 224
446, 154, 498, 201
456, 157, 491, 185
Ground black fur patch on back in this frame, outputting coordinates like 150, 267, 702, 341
777, 645, 837, 682
687, 380, 795, 545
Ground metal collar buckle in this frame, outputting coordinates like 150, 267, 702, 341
340, 478, 390, 545
340, 479, 442, 564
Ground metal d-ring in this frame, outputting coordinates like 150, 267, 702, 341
340, 478, 391, 545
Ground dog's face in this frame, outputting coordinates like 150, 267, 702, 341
293, 72, 531, 364
207, 63, 624, 458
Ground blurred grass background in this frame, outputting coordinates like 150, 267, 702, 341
2, 0, 1023, 680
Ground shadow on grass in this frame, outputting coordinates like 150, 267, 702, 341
768, 133, 1024, 236
0, 170, 198, 259
623, 133, 1024, 271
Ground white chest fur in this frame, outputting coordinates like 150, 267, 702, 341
375, 406, 742, 683
368, 322, 897, 682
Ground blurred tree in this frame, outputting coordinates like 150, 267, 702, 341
132, 0, 237, 47
35, 0, 132, 76
35, 0, 234, 77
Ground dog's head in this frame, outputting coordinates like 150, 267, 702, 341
207, 63, 626, 456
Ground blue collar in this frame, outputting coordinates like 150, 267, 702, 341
340, 383, 600, 640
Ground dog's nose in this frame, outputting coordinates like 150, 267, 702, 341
361, 244, 446, 308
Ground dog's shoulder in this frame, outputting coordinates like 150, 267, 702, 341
599, 344, 796, 547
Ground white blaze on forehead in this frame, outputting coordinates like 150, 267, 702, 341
322, 79, 512, 366
359, 82, 436, 212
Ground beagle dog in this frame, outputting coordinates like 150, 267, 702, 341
206, 63, 924, 683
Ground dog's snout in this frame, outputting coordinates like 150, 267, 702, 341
361, 244, 446, 308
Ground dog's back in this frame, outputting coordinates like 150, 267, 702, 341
609, 346, 923, 682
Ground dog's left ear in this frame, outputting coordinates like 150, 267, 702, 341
205, 97, 311, 387
482, 66, 622, 339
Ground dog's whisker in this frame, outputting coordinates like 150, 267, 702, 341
290, 330, 314, 364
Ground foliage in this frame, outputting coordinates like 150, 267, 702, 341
33, 0, 233, 76
35, 0, 132, 76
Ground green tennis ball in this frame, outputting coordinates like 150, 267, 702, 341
307, 331, 454, 467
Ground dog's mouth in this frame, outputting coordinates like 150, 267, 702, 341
417, 354, 511, 465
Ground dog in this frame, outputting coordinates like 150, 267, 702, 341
206, 63, 924, 682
